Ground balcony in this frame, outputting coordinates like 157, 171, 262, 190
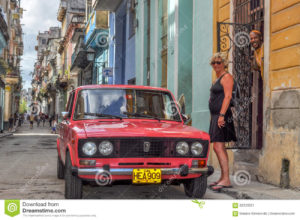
93, 0, 122, 11
57, 0, 67, 22
71, 37, 89, 71
5, 73, 19, 84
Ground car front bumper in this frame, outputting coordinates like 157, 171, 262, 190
73, 165, 214, 177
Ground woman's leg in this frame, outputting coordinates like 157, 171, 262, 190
213, 142, 231, 186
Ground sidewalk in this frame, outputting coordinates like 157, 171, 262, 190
0, 123, 18, 138
208, 170, 300, 199
0, 120, 54, 138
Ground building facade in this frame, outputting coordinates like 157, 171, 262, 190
211, 0, 300, 189
57, 0, 85, 117
134, 0, 300, 188
135, 0, 213, 131
0, 0, 23, 130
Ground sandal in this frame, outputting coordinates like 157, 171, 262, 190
211, 185, 233, 192
208, 182, 219, 188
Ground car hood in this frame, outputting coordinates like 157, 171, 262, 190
73, 120, 209, 140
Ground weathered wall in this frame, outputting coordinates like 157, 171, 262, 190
259, 0, 300, 188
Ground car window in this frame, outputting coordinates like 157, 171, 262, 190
66, 92, 75, 118
73, 89, 182, 122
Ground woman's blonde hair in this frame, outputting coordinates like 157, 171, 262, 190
210, 52, 228, 68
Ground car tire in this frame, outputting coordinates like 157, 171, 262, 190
183, 175, 207, 198
57, 156, 64, 179
65, 153, 82, 199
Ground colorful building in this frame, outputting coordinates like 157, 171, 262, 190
135, 0, 300, 188
1, 0, 23, 130
135, 0, 213, 131
211, 0, 300, 188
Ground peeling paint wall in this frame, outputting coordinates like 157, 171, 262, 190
259, 0, 300, 188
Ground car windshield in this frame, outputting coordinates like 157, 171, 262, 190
73, 89, 182, 122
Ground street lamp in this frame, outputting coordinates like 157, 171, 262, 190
86, 48, 95, 61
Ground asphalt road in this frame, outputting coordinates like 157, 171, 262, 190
0, 122, 232, 199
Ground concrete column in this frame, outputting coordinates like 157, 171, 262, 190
167, 0, 179, 99
191, 0, 213, 132
135, 0, 146, 85
4, 84, 12, 129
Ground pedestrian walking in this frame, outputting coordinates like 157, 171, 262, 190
8, 114, 14, 132
41, 114, 46, 127
36, 114, 40, 127
30, 114, 34, 129
51, 119, 57, 134
208, 52, 237, 192
49, 115, 53, 127
13, 112, 18, 126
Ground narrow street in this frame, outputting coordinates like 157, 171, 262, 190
0, 121, 232, 199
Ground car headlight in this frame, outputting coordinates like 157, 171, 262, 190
99, 141, 114, 156
191, 142, 203, 156
82, 142, 97, 156
176, 141, 189, 155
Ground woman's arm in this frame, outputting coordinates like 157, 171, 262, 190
218, 73, 234, 128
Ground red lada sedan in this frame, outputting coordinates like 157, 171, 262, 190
57, 85, 214, 199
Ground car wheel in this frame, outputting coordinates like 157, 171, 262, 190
183, 175, 207, 198
65, 153, 82, 199
57, 156, 64, 179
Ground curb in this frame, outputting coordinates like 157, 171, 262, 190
219, 188, 253, 199
0, 133, 13, 138
208, 187, 253, 199
0, 125, 18, 138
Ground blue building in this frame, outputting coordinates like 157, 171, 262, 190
89, 0, 136, 85
84, 10, 110, 85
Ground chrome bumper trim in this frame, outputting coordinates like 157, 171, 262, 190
77, 167, 209, 176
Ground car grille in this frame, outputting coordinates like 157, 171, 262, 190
118, 139, 173, 157
78, 138, 209, 158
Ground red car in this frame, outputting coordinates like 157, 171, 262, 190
57, 85, 213, 199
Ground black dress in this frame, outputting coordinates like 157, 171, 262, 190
209, 74, 237, 143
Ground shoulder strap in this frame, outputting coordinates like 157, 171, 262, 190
219, 73, 229, 81
217, 73, 229, 84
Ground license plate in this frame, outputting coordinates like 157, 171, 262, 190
132, 169, 161, 184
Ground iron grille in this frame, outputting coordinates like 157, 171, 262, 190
216, 0, 264, 149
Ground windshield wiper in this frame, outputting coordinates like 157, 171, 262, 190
83, 112, 123, 120
123, 112, 161, 121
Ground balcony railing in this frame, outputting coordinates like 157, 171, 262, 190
71, 41, 88, 71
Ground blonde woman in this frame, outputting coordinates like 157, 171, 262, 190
208, 53, 237, 191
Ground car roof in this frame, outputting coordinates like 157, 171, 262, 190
77, 84, 171, 92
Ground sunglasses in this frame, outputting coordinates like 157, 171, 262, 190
211, 61, 223, 65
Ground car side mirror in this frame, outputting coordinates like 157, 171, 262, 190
61, 112, 69, 120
